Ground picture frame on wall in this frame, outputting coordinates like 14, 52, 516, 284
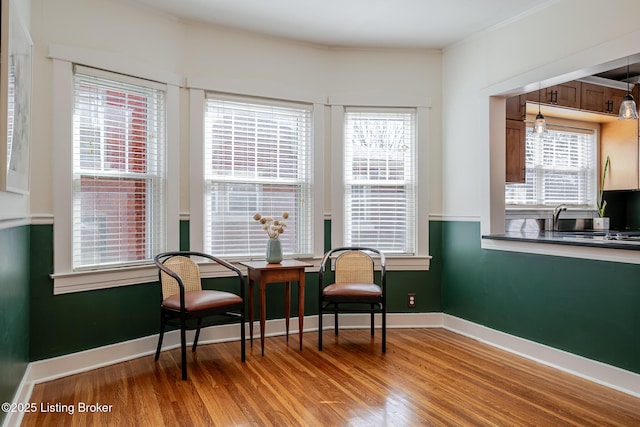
0, 0, 32, 194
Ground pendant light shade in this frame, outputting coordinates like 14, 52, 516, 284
534, 112, 547, 134
619, 94, 638, 120
534, 88, 546, 134
619, 60, 638, 120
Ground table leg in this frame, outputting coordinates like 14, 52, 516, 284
248, 278, 254, 348
298, 272, 305, 351
260, 279, 266, 356
285, 282, 291, 342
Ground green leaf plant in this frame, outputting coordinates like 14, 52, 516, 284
596, 155, 610, 218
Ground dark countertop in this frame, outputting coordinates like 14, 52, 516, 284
482, 230, 640, 251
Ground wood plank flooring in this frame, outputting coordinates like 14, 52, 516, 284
21, 328, 640, 426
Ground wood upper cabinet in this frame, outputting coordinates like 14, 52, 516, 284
524, 90, 544, 106
506, 95, 525, 121
545, 81, 581, 108
581, 83, 606, 112
506, 118, 526, 183
606, 87, 629, 114
524, 81, 581, 109
581, 83, 628, 114
505, 95, 526, 183
523, 81, 632, 115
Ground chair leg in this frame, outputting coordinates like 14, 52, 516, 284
318, 302, 323, 351
180, 318, 188, 380
193, 318, 203, 352
382, 307, 386, 354
334, 308, 339, 336
240, 313, 246, 363
155, 313, 166, 361
370, 306, 375, 336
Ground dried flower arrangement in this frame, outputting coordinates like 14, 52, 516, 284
253, 212, 289, 238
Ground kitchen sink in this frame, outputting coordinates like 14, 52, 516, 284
506, 217, 597, 233
555, 218, 593, 232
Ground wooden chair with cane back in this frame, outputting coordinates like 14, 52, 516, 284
154, 251, 245, 380
318, 247, 386, 353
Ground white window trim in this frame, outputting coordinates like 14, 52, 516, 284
50, 47, 180, 294
329, 97, 431, 271
189, 88, 325, 263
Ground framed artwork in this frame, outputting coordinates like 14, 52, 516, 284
0, 0, 32, 193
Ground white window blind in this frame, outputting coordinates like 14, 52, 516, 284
6, 60, 15, 172
506, 124, 596, 207
72, 66, 167, 270
343, 108, 416, 254
204, 95, 313, 258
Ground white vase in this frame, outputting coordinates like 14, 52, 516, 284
593, 217, 610, 230
265, 238, 283, 264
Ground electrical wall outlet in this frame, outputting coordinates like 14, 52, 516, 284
407, 293, 416, 308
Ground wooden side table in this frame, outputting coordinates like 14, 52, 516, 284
239, 259, 311, 356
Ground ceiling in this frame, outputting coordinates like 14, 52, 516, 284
129, 0, 550, 49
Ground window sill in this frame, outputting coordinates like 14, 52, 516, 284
384, 255, 432, 271
51, 255, 432, 295
51, 264, 159, 295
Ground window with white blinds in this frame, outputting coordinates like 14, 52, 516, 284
72, 66, 167, 269
343, 108, 416, 254
6, 60, 15, 172
505, 124, 596, 207
204, 95, 313, 258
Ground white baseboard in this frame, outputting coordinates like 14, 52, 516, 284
4, 312, 639, 427
441, 314, 640, 398
3, 365, 35, 427
22, 312, 443, 385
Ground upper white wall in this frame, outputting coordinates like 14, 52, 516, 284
29, 0, 442, 219
0, 0, 30, 221
442, 0, 640, 225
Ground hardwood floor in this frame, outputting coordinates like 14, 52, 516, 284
21, 328, 640, 426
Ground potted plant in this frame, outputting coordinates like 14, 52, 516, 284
594, 155, 610, 230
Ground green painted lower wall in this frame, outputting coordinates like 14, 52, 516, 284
29, 226, 160, 360
28, 221, 440, 360
23, 220, 640, 377
440, 220, 640, 374
0, 225, 30, 425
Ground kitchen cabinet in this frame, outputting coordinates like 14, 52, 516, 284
526, 81, 581, 109
506, 117, 526, 183
600, 118, 639, 190
581, 83, 628, 115
523, 80, 628, 114
506, 95, 525, 121
547, 81, 581, 108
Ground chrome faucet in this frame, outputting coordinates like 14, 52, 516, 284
552, 204, 567, 231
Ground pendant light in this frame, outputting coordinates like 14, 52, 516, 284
534, 88, 547, 134
618, 60, 638, 120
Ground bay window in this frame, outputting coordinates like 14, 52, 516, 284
72, 66, 167, 269
202, 94, 314, 259
52, 49, 180, 294
343, 108, 416, 253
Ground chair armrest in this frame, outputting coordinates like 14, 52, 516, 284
154, 251, 246, 301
